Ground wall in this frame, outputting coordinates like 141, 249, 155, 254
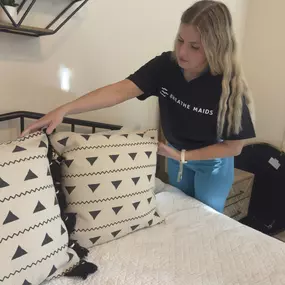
0, 0, 248, 141
242, 0, 285, 149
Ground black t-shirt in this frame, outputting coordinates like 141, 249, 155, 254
127, 51, 256, 151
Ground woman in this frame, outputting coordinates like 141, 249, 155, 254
22, 0, 255, 213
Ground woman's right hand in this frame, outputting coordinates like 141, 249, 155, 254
21, 107, 66, 137
20, 80, 142, 137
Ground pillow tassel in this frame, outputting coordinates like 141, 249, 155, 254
69, 239, 89, 259
65, 260, 98, 280
49, 153, 77, 235
45, 131, 98, 280
63, 213, 77, 235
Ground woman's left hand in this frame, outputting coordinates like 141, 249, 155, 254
157, 142, 180, 161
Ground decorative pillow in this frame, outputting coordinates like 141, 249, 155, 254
50, 129, 164, 248
0, 132, 96, 285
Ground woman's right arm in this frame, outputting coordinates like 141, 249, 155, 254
21, 79, 143, 136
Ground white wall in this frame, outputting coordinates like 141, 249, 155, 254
242, 0, 285, 149
0, 0, 248, 141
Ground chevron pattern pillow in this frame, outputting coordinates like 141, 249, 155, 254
50, 129, 164, 248
0, 132, 91, 285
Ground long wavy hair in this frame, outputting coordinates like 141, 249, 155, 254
174, 0, 255, 138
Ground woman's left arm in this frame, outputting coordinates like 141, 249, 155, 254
158, 140, 245, 161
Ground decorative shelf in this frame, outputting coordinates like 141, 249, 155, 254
0, 0, 89, 37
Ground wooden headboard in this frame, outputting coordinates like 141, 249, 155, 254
0, 111, 167, 181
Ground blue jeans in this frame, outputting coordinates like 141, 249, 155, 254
167, 154, 234, 213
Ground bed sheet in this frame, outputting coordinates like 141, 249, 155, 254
44, 184, 285, 285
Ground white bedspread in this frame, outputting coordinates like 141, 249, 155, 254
45, 184, 285, 285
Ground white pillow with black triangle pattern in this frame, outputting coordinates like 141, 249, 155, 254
50, 129, 164, 248
0, 131, 92, 285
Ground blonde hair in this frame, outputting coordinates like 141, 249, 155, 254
174, 0, 255, 138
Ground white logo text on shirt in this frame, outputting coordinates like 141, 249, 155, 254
160, 87, 214, 116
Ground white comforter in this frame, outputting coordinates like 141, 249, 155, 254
45, 183, 285, 285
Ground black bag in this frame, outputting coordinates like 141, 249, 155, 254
235, 143, 285, 235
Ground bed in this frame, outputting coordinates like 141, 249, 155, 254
42, 181, 285, 285
1, 111, 285, 285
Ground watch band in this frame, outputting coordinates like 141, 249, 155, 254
181, 149, 186, 163
177, 149, 187, 182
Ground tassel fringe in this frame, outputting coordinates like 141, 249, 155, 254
69, 239, 89, 259
65, 260, 98, 280
44, 131, 98, 280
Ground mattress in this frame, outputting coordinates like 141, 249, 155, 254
44, 183, 285, 285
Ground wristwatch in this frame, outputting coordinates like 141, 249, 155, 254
177, 149, 187, 182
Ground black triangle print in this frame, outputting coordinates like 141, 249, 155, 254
65, 160, 74, 168
58, 137, 69, 146
131, 225, 139, 231
128, 153, 137, 160
147, 197, 152, 204
22, 280, 32, 285
24, 170, 38, 181
154, 211, 160, 218
109, 155, 119, 163
111, 230, 121, 238
65, 186, 76, 194
90, 236, 101, 244
86, 157, 98, 166
12, 246, 27, 260
42, 233, 53, 246
47, 167, 51, 176
145, 151, 152, 158
121, 134, 128, 138
39, 140, 47, 148
112, 180, 122, 190
3, 211, 19, 225
33, 201, 46, 213
81, 135, 90, 141
104, 135, 111, 139
61, 225, 66, 235
132, 177, 140, 185
0, 177, 9, 188
89, 210, 101, 220
54, 196, 58, 205
147, 174, 152, 182
68, 253, 74, 263
12, 145, 26, 153
112, 206, 123, 215
132, 202, 140, 210
48, 265, 57, 277
88, 184, 100, 193
137, 133, 144, 138
151, 137, 155, 140
148, 220, 153, 226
